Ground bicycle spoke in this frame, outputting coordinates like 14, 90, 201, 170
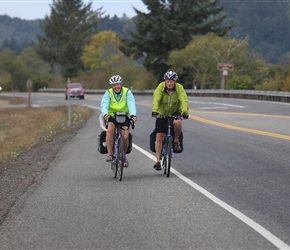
112, 142, 118, 179
113, 157, 118, 179
166, 137, 172, 177
162, 148, 166, 175
156, 115, 182, 178
117, 138, 124, 181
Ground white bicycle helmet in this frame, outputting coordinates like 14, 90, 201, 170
109, 75, 123, 85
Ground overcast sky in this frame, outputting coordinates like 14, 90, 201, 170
0, 0, 147, 20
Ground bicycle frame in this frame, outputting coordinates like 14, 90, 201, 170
159, 114, 181, 177
107, 112, 135, 181
111, 124, 125, 181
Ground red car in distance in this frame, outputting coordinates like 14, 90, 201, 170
65, 83, 85, 100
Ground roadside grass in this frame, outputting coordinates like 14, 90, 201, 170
0, 103, 93, 164
0, 96, 26, 105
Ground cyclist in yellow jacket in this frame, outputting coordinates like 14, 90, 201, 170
100, 75, 137, 167
152, 71, 188, 170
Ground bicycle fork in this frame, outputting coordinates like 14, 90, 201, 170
111, 130, 120, 169
166, 122, 173, 157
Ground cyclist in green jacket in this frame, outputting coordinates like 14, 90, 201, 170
152, 71, 188, 171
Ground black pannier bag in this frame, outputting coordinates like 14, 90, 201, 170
126, 133, 133, 154
150, 129, 157, 152
150, 129, 184, 153
173, 131, 184, 153
98, 130, 133, 154
98, 131, 108, 154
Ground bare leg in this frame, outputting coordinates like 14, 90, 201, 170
173, 119, 182, 142
106, 122, 115, 156
121, 127, 129, 153
156, 132, 165, 162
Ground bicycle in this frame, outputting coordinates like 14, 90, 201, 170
157, 114, 183, 178
106, 112, 135, 181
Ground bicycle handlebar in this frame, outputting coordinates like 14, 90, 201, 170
104, 114, 135, 130
129, 118, 135, 130
156, 114, 183, 120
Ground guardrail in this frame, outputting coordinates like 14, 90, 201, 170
38, 88, 290, 103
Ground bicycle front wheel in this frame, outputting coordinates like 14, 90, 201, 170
165, 137, 172, 177
117, 138, 124, 181
112, 147, 118, 179
112, 157, 118, 179
162, 146, 166, 175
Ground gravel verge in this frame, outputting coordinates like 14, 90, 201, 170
0, 126, 82, 225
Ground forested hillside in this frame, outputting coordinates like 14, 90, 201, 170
0, 15, 43, 54
1, 0, 290, 64
0, 14, 134, 55
221, 0, 290, 64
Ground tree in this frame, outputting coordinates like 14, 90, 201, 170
82, 31, 156, 89
35, 0, 99, 79
121, 0, 232, 81
221, 0, 290, 63
281, 69, 290, 92
255, 65, 290, 92
17, 47, 52, 91
96, 15, 135, 39
0, 49, 28, 91
168, 33, 267, 89
1, 37, 21, 55
83, 31, 124, 72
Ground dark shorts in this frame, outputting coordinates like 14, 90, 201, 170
155, 118, 168, 134
155, 112, 181, 134
108, 116, 131, 128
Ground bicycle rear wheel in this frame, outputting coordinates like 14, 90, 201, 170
112, 148, 118, 179
117, 138, 124, 181
162, 155, 166, 175
162, 147, 166, 175
165, 137, 172, 177
112, 158, 118, 179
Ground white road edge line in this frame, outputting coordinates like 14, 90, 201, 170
133, 143, 290, 250
97, 113, 289, 249
188, 100, 244, 108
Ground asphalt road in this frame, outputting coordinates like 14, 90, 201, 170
0, 93, 290, 249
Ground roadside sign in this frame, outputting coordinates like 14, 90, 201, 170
26, 79, 32, 89
217, 63, 234, 71
26, 79, 32, 108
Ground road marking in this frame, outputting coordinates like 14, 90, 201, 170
188, 100, 244, 108
192, 110, 290, 119
190, 114, 290, 140
197, 106, 228, 110
86, 105, 100, 110
133, 144, 290, 250
96, 112, 290, 249
172, 168, 290, 250
137, 101, 290, 139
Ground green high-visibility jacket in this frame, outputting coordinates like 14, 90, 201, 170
152, 82, 188, 115
108, 87, 129, 116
